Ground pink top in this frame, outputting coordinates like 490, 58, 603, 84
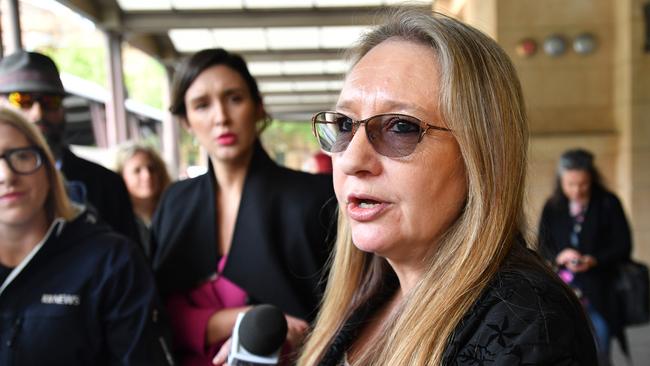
166, 256, 248, 366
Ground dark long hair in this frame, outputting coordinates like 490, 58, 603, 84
550, 148, 606, 204
169, 48, 263, 118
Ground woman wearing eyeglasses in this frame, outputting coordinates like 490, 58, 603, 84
296, 9, 597, 366
152, 48, 336, 365
0, 106, 171, 365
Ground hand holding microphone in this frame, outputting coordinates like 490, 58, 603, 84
213, 304, 290, 366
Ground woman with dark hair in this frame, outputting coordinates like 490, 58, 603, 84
539, 148, 632, 365
151, 48, 335, 365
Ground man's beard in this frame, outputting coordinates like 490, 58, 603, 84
35, 119, 66, 158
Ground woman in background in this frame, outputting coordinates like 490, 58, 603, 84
117, 143, 171, 258
152, 48, 335, 365
295, 9, 597, 366
539, 148, 632, 365
0, 106, 170, 365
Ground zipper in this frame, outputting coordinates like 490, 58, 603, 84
5, 316, 23, 365
7, 317, 22, 348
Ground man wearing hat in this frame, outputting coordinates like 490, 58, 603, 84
0, 51, 139, 245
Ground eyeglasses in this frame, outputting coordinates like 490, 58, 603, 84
311, 111, 452, 158
6, 92, 63, 111
0, 147, 44, 175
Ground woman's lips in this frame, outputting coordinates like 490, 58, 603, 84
217, 133, 237, 146
346, 195, 388, 222
0, 191, 25, 203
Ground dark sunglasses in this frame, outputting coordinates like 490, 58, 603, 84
7, 92, 63, 111
0, 146, 44, 175
311, 111, 452, 158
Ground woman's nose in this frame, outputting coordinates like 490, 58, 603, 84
335, 125, 381, 177
211, 102, 229, 126
0, 158, 16, 183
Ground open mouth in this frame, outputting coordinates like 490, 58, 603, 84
349, 196, 381, 208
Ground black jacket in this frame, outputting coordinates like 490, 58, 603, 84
538, 188, 632, 335
0, 210, 171, 365
319, 246, 597, 366
152, 142, 336, 320
61, 147, 140, 245
442, 264, 597, 365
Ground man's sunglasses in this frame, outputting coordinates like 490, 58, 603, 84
312, 111, 452, 158
7, 92, 63, 111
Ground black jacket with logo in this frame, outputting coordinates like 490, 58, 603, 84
0, 210, 172, 365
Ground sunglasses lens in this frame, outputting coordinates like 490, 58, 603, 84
40, 95, 63, 110
7, 92, 62, 110
314, 112, 353, 153
313, 112, 426, 157
369, 115, 422, 157
8, 92, 34, 109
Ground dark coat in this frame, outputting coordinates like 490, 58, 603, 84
0, 210, 171, 365
538, 187, 632, 336
319, 245, 597, 366
152, 142, 336, 321
61, 147, 140, 245
441, 263, 597, 365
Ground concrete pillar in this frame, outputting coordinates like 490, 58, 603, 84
161, 65, 180, 178
105, 31, 128, 146
1, 0, 23, 54
614, 0, 650, 262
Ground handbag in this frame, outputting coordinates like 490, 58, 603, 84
614, 260, 650, 326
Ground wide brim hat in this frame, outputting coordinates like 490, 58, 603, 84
0, 51, 65, 95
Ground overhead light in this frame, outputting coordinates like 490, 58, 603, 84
245, 0, 312, 8
320, 26, 369, 48
267, 27, 320, 49
116, 0, 171, 11
213, 28, 267, 51
172, 0, 243, 9
316, 0, 382, 7
168, 29, 215, 52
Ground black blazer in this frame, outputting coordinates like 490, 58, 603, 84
60, 147, 140, 245
538, 187, 632, 334
152, 142, 336, 320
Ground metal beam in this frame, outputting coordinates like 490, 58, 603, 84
254, 74, 344, 83
238, 49, 346, 62
116, 6, 429, 32
53, 0, 101, 22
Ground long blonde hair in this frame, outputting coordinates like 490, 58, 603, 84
0, 106, 75, 221
299, 8, 528, 365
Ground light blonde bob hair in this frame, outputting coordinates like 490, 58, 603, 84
115, 142, 171, 203
0, 106, 75, 221
299, 8, 529, 366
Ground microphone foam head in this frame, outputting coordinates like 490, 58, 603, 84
239, 304, 288, 355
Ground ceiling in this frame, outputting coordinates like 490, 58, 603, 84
54, 0, 434, 121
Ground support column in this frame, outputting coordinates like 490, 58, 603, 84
614, 0, 650, 262
105, 31, 128, 147
2, 0, 23, 54
162, 65, 180, 178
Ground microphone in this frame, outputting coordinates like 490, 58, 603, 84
228, 304, 288, 366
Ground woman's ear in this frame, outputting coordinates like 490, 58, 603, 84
179, 117, 192, 133
256, 102, 266, 122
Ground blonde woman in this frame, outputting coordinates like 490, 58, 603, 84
0, 107, 170, 365
117, 143, 172, 257
297, 9, 597, 366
